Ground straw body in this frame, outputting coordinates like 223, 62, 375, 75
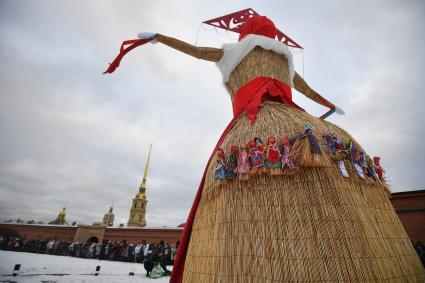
181, 48, 424, 282
182, 102, 424, 282
227, 47, 292, 101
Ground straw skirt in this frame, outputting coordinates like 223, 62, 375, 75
182, 102, 425, 282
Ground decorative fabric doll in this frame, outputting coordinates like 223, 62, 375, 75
374, 156, 386, 182
248, 139, 265, 174
322, 130, 336, 153
213, 148, 227, 180
235, 145, 250, 180
305, 123, 322, 155
265, 136, 282, 175
226, 146, 238, 179
335, 137, 346, 160
366, 155, 378, 179
373, 156, 391, 194
345, 139, 354, 160
105, 8, 424, 283
279, 135, 297, 175
357, 152, 367, 168
322, 131, 346, 161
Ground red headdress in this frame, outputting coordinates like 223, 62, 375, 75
203, 8, 302, 48
238, 16, 276, 41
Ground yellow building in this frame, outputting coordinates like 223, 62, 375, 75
48, 207, 68, 225
127, 144, 152, 227
102, 206, 114, 227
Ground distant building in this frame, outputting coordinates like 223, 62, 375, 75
1, 190, 423, 245
0, 222, 183, 244
48, 207, 68, 225
390, 190, 425, 243
103, 206, 115, 227
128, 144, 152, 227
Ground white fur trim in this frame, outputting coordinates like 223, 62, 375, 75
334, 105, 345, 115
137, 32, 157, 43
137, 32, 156, 39
216, 34, 295, 87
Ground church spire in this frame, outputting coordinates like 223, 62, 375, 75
103, 206, 114, 227
139, 144, 152, 193
48, 207, 68, 225
128, 144, 151, 227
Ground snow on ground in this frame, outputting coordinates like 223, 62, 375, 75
0, 250, 171, 282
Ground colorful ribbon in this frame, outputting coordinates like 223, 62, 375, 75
103, 38, 153, 74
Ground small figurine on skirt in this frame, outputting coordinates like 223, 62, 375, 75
373, 156, 386, 182
366, 155, 378, 180
265, 136, 282, 175
279, 135, 297, 175
235, 145, 251, 180
226, 146, 239, 179
248, 138, 266, 174
214, 148, 227, 181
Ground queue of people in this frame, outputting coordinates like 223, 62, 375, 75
0, 236, 179, 277
3, 235, 424, 277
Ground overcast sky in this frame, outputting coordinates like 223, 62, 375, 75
0, 0, 424, 227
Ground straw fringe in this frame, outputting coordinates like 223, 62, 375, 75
289, 137, 330, 168
289, 138, 310, 166
182, 102, 425, 282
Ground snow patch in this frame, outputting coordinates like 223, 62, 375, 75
0, 250, 171, 282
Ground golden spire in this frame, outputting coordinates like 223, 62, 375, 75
49, 207, 67, 225
139, 144, 152, 192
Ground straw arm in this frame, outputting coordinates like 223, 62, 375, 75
293, 72, 334, 109
156, 34, 223, 62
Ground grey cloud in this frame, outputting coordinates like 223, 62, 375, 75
0, 0, 424, 227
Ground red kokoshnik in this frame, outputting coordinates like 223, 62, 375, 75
238, 16, 277, 41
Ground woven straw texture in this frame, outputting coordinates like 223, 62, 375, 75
182, 102, 425, 282
227, 47, 292, 101
181, 47, 424, 282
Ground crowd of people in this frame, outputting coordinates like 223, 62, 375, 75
1, 235, 424, 276
0, 236, 178, 277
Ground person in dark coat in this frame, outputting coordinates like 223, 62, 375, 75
143, 244, 156, 277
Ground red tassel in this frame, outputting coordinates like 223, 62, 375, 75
103, 38, 153, 74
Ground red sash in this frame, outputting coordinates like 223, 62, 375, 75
233, 77, 303, 124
